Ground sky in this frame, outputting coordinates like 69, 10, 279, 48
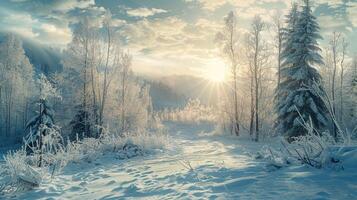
0, 0, 356, 78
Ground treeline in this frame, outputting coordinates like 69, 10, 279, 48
0, 13, 155, 146
157, 98, 216, 124
216, 0, 356, 141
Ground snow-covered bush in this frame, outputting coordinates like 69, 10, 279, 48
257, 131, 349, 170
280, 114, 354, 169
263, 82, 355, 169
65, 137, 102, 163
0, 128, 169, 194
122, 131, 169, 151
3, 149, 47, 188
1, 75, 167, 191
52, 130, 169, 167
256, 145, 293, 170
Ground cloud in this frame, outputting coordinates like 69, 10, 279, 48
346, 2, 357, 27
1, 0, 356, 76
38, 23, 72, 45
111, 18, 126, 27
0, 7, 74, 46
185, 0, 272, 11
0, 0, 110, 46
184, 0, 228, 10
0, 11, 39, 38
318, 14, 349, 31
120, 16, 222, 57
54, 0, 95, 13
126, 8, 168, 18
13, 0, 96, 14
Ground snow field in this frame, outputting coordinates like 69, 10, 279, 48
2, 122, 356, 200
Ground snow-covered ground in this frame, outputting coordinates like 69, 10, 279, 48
2, 122, 357, 199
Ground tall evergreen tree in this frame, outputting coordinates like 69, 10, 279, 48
275, 0, 328, 140
274, 2, 299, 136
70, 104, 92, 140
274, 3, 299, 112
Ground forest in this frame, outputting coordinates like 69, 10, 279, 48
0, 0, 356, 199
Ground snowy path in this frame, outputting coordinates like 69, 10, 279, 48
13, 123, 357, 200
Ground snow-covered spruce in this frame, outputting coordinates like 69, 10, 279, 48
275, 0, 329, 141
261, 83, 355, 169
24, 74, 62, 167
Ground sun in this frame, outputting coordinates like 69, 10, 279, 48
205, 68, 226, 83
203, 59, 227, 83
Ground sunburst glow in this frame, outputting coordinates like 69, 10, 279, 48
203, 59, 227, 83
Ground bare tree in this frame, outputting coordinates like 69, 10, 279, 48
329, 32, 341, 137
273, 11, 284, 95
63, 18, 97, 138
248, 59, 255, 137
339, 38, 348, 123
216, 11, 240, 136
350, 56, 357, 123
0, 34, 34, 138
325, 32, 350, 136
119, 52, 132, 133
98, 13, 116, 135
245, 15, 266, 141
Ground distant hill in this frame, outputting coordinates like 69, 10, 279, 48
144, 75, 221, 109
143, 79, 188, 110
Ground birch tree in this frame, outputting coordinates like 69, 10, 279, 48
0, 34, 34, 138
216, 11, 241, 136
63, 19, 98, 138
339, 38, 348, 123
329, 32, 341, 132
98, 13, 121, 135
273, 11, 284, 94
348, 55, 357, 126
245, 15, 269, 141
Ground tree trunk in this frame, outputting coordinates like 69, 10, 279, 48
339, 39, 347, 124
83, 33, 89, 137
121, 74, 126, 133
254, 48, 259, 142
339, 62, 344, 123
332, 45, 337, 139
233, 68, 240, 136
277, 30, 282, 96
249, 75, 255, 136
99, 22, 111, 136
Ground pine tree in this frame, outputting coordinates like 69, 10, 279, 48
275, 0, 328, 140
70, 104, 92, 140
274, 3, 298, 110
25, 74, 61, 166
274, 2, 299, 136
